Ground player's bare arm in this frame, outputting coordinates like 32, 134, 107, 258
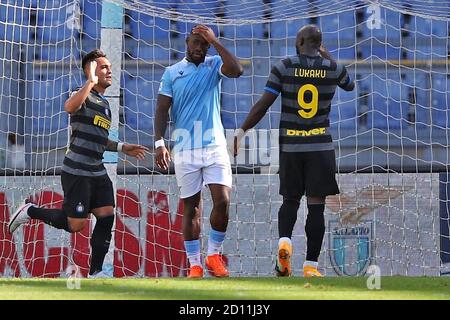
122, 144, 149, 161
64, 61, 98, 113
154, 94, 172, 170
106, 140, 148, 161
232, 92, 277, 156
192, 25, 243, 78
319, 45, 355, 91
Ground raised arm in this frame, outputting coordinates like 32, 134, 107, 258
193, 25, 243, 78
320, 44, 355, 91
64, 61, 97, 113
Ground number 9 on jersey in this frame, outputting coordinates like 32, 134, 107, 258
297, 84, 318, 119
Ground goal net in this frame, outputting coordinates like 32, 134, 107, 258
0, 0, 449, 277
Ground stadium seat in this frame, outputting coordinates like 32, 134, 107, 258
132, 44, 171, 61
398, 73, 430, 128
431, 74, 450, 127
37, 44, 73, 61
269, 20, 305, 39
126, 11, 156, 41
26, 78, 70, 134
430, 19, 448, 37
176, 0, 222, 19
320, 12, 357, 42
272, 43, 297, 58
81, 0, 101, 41
332, 89, 357, 129
0, 22, 30, 44
326, 45, 355, 60
370, 45, 402, 60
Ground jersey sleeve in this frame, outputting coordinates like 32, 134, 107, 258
336, 64, 352, 90
68, 87, 84, 113
264, 61, 283, 96
158, 68, 173, 97
214, 55, 229, 79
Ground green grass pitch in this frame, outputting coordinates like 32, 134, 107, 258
0, 277, 449, 300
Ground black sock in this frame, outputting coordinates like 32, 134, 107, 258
278, 198, 300, 238
305, 203, 325, 262
89, 215, 114, 275
27, 206, 71, 232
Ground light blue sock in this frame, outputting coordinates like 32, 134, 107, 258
207, 229, 226, 256
184, 239, 201, 267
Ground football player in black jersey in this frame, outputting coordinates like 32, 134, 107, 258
9, 49, 148, 277
232, 25, 354, 277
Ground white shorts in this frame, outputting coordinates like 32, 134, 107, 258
173, 145, 232, 199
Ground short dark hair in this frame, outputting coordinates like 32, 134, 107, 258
81, 49, 107, 72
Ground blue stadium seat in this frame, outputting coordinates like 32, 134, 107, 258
332, 89, 357, 129
176, 0, 222, 19
122, 72, 158, 133
37, 44, 73, 61
81, 0, 101, 40
0, 3, 31, 42
320, 12, 356, 41
370, 45, 402, 60
26, 78, 70, 134
326, 45, 356, 60
126, 11, 156, 41
368, 93, 409, 130
269, 20, 305, 39
36, 5, 78, 43
225, 0, 265, 21
430, 20, 448, 37
132, 44, 171, 61
319, 14, 339, 37
272, 43, 297, 58
431, 74, 450, 127
414, 45, 432, 60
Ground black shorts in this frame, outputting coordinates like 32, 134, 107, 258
61, 171, 115, 218
279, 150, 340, 198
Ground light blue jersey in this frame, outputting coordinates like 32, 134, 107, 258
158, 55, 227, 152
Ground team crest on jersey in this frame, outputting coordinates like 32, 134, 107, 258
76, 202, 85, 214
329, 220, 373, 276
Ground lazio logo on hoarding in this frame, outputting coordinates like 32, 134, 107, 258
329, 220, 373, 276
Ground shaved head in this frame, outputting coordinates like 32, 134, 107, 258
296, 24, 322, 55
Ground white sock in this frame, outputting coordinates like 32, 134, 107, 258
278, 237, 292, 247
303, 260, 318, 269
187, 253, 202, 267
207, 242, 222, 256
207, 229, 226, 256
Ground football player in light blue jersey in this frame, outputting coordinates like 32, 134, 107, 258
154, 25, 243, 278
